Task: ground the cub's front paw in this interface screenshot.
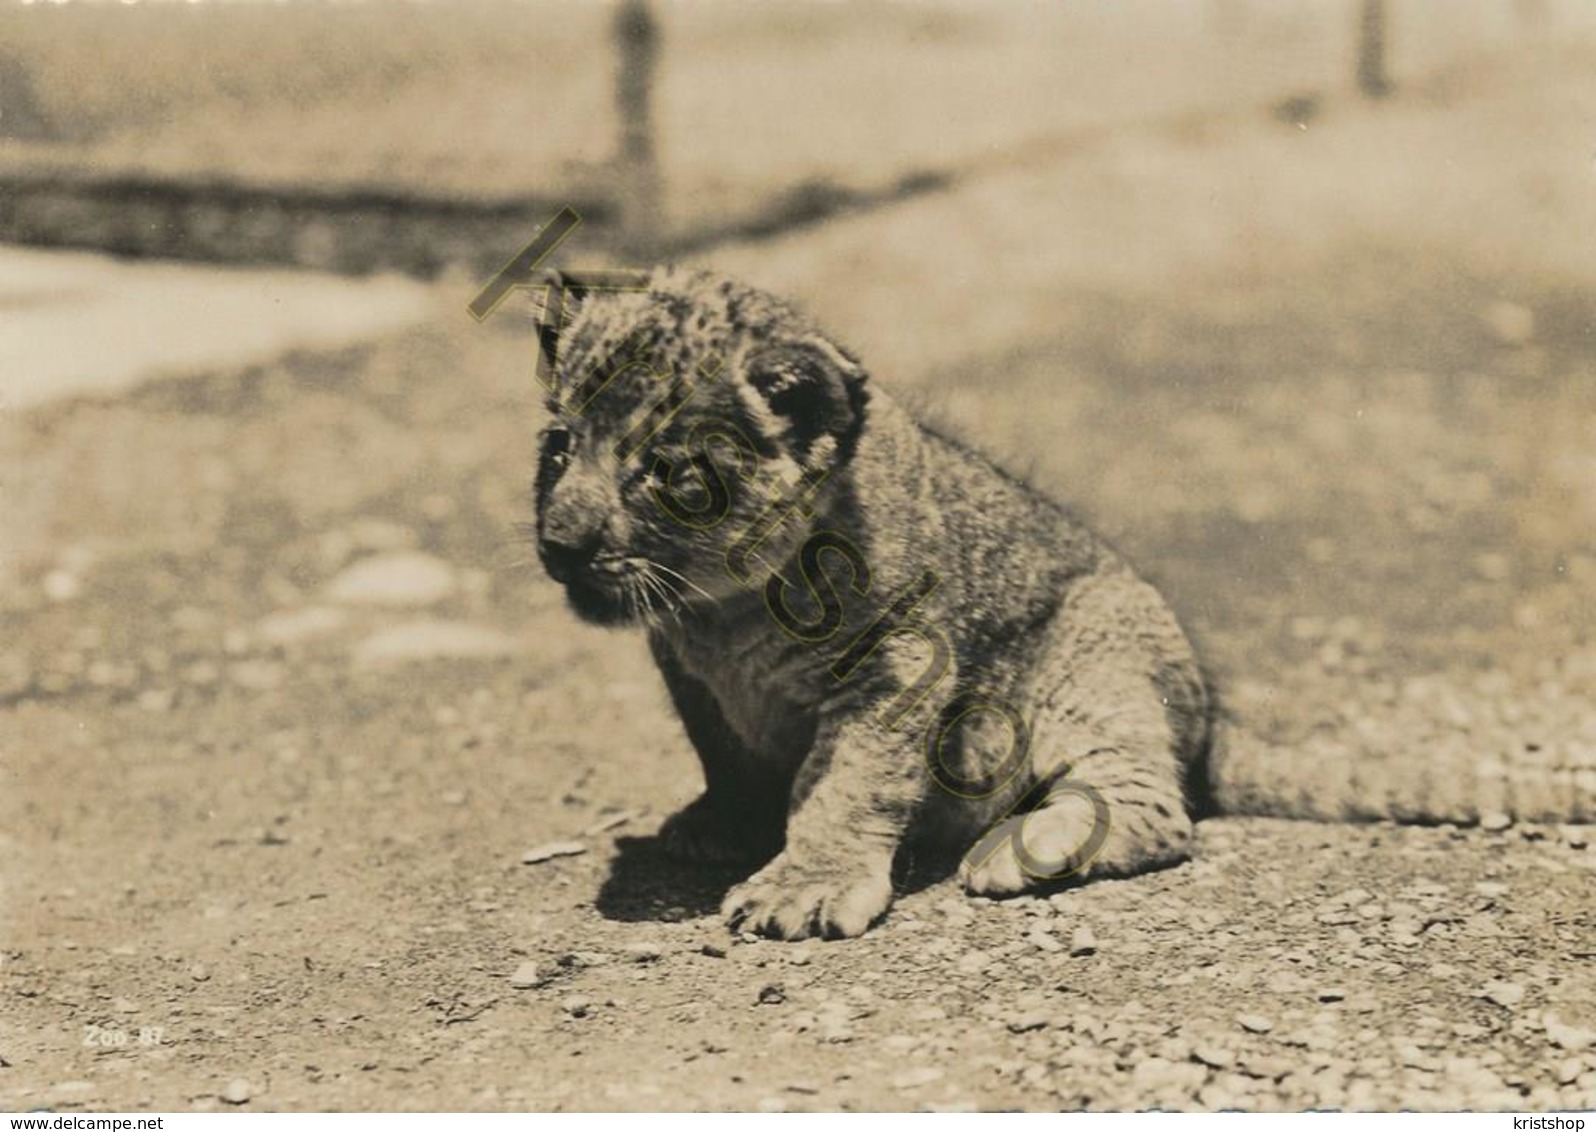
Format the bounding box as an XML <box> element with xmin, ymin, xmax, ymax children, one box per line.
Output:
<box><xmin>657</xmin><ymin>796</ymin><xmax>776</xmax><ymax>865</ymax></box>
<box><xmin>721</xmin><ymin>854</ymin><xmax>892</xmax><ymax>940</ymax></box>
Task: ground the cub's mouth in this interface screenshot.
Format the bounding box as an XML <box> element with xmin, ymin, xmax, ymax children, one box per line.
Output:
<box><xmin>550</xmin><ymin>553</ymin><xmax>642</xmax><ymax>627</ymax></box>
<box><xmin>550</xmin><ymin>553</ymin><xmax>704</xmax><ymax>628</ymax></box>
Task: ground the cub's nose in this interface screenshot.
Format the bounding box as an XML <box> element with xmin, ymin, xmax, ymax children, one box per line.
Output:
<box><xmin>539</xmin><ymin>529</ymin><xmax>603</xmax><ymax>584</ymax></box>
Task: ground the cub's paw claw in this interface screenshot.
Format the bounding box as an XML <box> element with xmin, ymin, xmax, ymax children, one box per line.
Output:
<box><xmin>656</xmin><ymin>798</ymin><xmax>770</xmax><ymax>865</ymax></box>
<box><xmin>721</xmin><ymin>857</ymin><xmax>892</xmax><ymax>940</ymax></box>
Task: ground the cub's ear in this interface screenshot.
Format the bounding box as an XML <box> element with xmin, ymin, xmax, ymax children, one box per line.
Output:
<box><xmin>743</xmin><ymin>335</ymin><xmax>870</xmax><ymax>463</ymax></box>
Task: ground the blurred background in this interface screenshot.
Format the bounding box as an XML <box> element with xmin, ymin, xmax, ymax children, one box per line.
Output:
<box><xmin>3</xmin><ymin>0</ymin><xmax>1594</xmax><ymax>270</ymax></box>
<box><xmin>5</xmin><ymin>0</ymin><xmax>1596</xmax><ymax>1111</ymax></box>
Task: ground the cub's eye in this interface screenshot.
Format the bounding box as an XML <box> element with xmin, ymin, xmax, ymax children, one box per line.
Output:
<box><xmin>541</xmin><ymin>426</ymin><xmax>573</xmax><ymax>471</ymax></box>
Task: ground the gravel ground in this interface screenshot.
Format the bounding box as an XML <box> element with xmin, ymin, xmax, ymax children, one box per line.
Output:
<box><xmin>4</xmin><ymin>240</ymin><xmax>1594</xmax><ymax>1110</ymax></box>
<box><xmin>5</xmin><ymin>48</ymin><xmax>1596</xmax><ymax>1110</ymax></box>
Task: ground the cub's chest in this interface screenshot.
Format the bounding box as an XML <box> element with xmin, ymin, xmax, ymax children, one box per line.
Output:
<box><xmin>667</xmin><ymin>620</ymin><xmax>827</xmax><ymax>755</ymax></box>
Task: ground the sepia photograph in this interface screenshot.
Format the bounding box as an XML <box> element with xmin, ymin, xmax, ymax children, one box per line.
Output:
<box><xmin>2</xmin><ymin>0</ymin><xmax>1594</xmax><ymax>1115</ymax></box>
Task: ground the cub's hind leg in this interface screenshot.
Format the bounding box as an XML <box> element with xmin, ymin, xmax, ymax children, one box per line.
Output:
<box><xmin>959</xmin><ymin>572</ymin><xmax>1208</xmax><ymax>897</ymax></box>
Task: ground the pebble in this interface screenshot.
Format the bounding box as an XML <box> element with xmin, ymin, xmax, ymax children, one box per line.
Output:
<box><xmin>189</xmin><ymin>964</ymin><xmax>210</xmax><ymax>982</ymax></box>
<box><xmin>221</xmin><ymin>1078</ymin><xmax>252</xmax><ymax>1105</ymax></box>
<box><xmin>255</xmin><ymin>605</ymin><xmax>350</xmax><ymax>646</ymax></box>
<box><xmin>137</xmin><ymin>688</ymin><xmax>177</xmax><ymax>713</ymax></box>
<box><xmin>42</xmin><ymin>570</ymin><xmax>82</xmax><ymax>603</ymax></box>
<box><xmin>1027</xmin><ymin>929</ymin><xmax>1062</xmax><ymax>954</ymax></box>
<box><xmin>561</xmin><ymin>995</ymin><xmax>591</xmax><ymax>1017</ymax></box>
<box><xmin>229</xmin><ymin>659</ymin><xmax>284</xmax><ymax>691</ymax></box>
<box><xmin>1006</xmin><ymin>1011</ymin><xmax>1050</xmax><ymax>1034</ymax></box>
<box><xmin>1399</xmin><ymin>1044</ymin><xmax>1442</xmax><ymax>1072</ymax></box>
<box><xmin>1562</xmin><ymin>826</ymin><xmax>1590</xmax><ymax>850</ymax></box>
<box><xmin>353</xmin><ymin>620</ymin><xmax>521</xmax><ymax>667</ymax></box>
<box><xmin>520</xmin><ymin>841</ymin><xmax>587</xmax><ymax>865</ymax></box>
<box><xmin>1236</xmin><ymin>1013</ymin><xmax>1274</xmax><ymax>1034</ymax></box>
<box><xmin>1480</xmin><ymin>980</ymin><xmax>1526</xmax><ymax>1008</ymax></box>
<box><xmin>1069</xmin><ymin>925</ymin><xmax>1097</xmax><ymax>956</ymax></box>
<box><xmin>1192</xmin><ymin>1045</ymin><xmax>1235</xmax><ymax>1070</ymax></box>
<box><xmin>1132</xmin><ymin>1057</ymin><xmax>1206</xmax><ymax>1093</ymax></box>
<box><xmin>757</xmin><ymin>984</ymin><xmax>786</xmax><ymax>1005</ymax></box>
<box><xmin>1556</xmin><ymin>1058</ymin><xmax>1585</xmax><ymax>1086</ymax></box>
<box><xmin>508</xmin><ymin>961</ymin><xmax>547</xmax><ymax>989</ymax></box>
<box><xmin>324</xmin><ymin>551</ymin><xmax>457</xmax><ymax>606</ymax></box>
<box><xmin>891</xmin><ymin>1067</ymin><xmax>944</xmax><ymax>1091</ymax></box>
<box><xmin>625</xmin><ymin>943</ymin><xmax>664</xmax><ymax>964</ymax></box>
<box><xmin>1479</xmin><ymin>299</ymin><xmax>1535</xmax><ymax>346</ymax></box>
<box><xmin>1480</xmin><ymin>812</ymin><xmax>1514</xmax><ymax>833</ymax></box>
<box><xmin>1238</xmin><ymin>1055</ymin><xmax>1293</xmax><ymax>1081</ymax></box>
<box><xmin>1545</xmin><ymin>1015</ymin><xmax>1596</xmax><ymax>1052</ymax></box>
<box><xmin>1316</xmin><ymin>987</ymin><xmax>1347</xmax><ymax>1003</ymax></box>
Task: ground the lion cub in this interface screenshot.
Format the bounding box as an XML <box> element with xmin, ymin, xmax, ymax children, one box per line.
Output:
<box><xmin>532</xmin><ymin>268</ymin><xmax>1211</xmax><ymax>939</ymax></box>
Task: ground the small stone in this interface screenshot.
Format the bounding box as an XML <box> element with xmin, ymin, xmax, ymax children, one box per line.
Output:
<box><xmin>324</xmin><ymin>551</ymin><xmax>457</xmax><ymax>607</ymax></box>
<box><xmin>1562</xmin><ymin>826</ymin><xmax>1590</xmax><ymax>850</ymax></box>
<box><xmin>1480</xmin><ymin>980</ymin><xmax>1526</xmax><ymax>1008</ymax></box>
<box><xmin>1027</xmin><ymin>929</ymin><xmax>1063</xmax><ymax>954</ymax></box>
<box><xmin>1399</xmin><ymin>1044</ymin><xmax>1442</xmax><ymax>1072</ymax></box>
<box><xmin>625</xmin><ymin>943</ymin><xmax>664</xmax><ymax>964</ymax></box>
<box><xmin>757</xmin><ymin>984</ymin><xmax>786</xmax><ymax>1006</ymax></box>
<box><xmin>137</xmin><ymin>688</ymin><xmax>176</xmax><ymax>713</ymax></box>
<box><xmin>1238</xmin><ymin>1055</ymin><xmax>1294</xmax><ymax>1081</ymax></box>
<box><xmin>1480</xmin><ymin>299</ymin><xmax>1535</xmax><ymax>346</ymax></box>
<box><xmin>255</xmin><ymin>606</ymin><xmax>350</xmax><ymax>647</ymax></box>
<box><xmin>184</xmin><ymin>661</ymin><xmax>220</xmax><ymax>687</ymax></box>
<box><xmin>1192</xmin><ymin>1045</ymin><xmax>1235</xmax><ymax>1070</ymax></box>
<box><xmin>353</xmin><ymin>620</ymin><xmax>521</xmax><ymax>667</ymax></box>
<box><xmin>189</xmin><ymin>965</ymin><xmax>210</xmax><ymax>982</ymax></box>
<box><xmin>1236</xmin><ymin>1013</ymin><xmax>1274</xmax><ymax>1034</ymax></box>
<box><xmin>508</xmin><ymin>961</ymin><xmax>546</xmax><ymax>989</ymax></box>
<box><xmin>1481</xmin><ymin>812</ymin><xmax>1513</xmax><ymax>833</ymax></box>
<box><xmin>42</xmin><ymin>570</ymin><xmax>81</xmax><ymax>603</ymax></box>
<box><xmin>1545</xmin><ymin>1015</ymin><xmax>1596</xmax><ymax>1051</ymax></box>
<box><xmin>1473</xmin><ymin>553</ymin><xmax>1512</xmax><ymax>583</ymax></box>
<box><xmin>1132</xmin><ymin>1056</ymin><xmax>1206</xmax><ymax>1092</ymax></box>
<box><xmin>221</xmin><ymin>1079</ymin><xmax>252</xmax><ymax>1105</ymax></box>
<box><xmin>561</xmin><ymin>995</ymin><xmax>591</xmax><ymax>1017</ymax></box>
<box><xmin>1006</xmin><ymin>1011</ymin><xmax>1050</xmax><ymax>1034</ymax></box>
<box><xmin>1556</xmin><ymin>1058</ymin><xmax>1585</xmax><ymax>1086</ymax></box>
<box><xmin>1316</xmin><ymin>987</ymin><xmax>1347</xmax><ymax>1003</ymax></box>
<box><xmin>699</xmin><ymin>944</ymin><xmax>727</xmax><ymax>959</ymax></box>
<box><xmin>1474</xmin><ymin>881</ymin><xmax>1510</xmax><ymax>898</ymax></box>
<box><xmin>230</xmin><ymin>660</ymin><xmax>284</xmax><ymax>691</ymax></box>
<box><xmin>1070</xmin><ymin>925</ymin><xmax>1097</xmax><ymax>956</ymax></box>
<box><xmin>520</xmin><ymin>841</ymin><xmax>587</xmax><ymax>865</ymax></box>
<box><xmin>892</xmin><ymin>1066</ymin><xmax>944</xmax><ymax>1091</ymax></box>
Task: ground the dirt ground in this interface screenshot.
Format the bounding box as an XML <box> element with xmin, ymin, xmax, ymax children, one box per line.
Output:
<box><xmin>5</xmin><ymin>44</ymin><xmax>1596</xmax><ymax>1114</ymax></box>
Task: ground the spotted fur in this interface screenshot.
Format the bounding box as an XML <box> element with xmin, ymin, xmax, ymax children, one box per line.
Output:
<box><xmin>532</xmin><ymin>267</ymin><xmax>1211</xmax><ymax>939</ymax></box>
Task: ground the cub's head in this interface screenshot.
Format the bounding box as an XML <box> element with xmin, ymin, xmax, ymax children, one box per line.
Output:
<box><xmin>532</xmin><ymin>267</ymin><xmax>869</xmax><ymax>626</ymax></box>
